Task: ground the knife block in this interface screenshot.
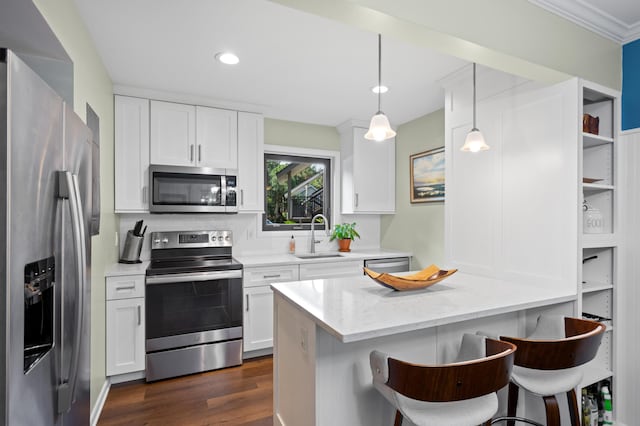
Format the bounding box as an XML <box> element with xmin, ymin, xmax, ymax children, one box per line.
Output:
<box><xmin>119</xmin><ymin>230</ymin><xmax>144</xmax><ymax>264</ymax></box>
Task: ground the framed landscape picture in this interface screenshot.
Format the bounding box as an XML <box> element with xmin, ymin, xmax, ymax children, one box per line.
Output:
<box><xmin>410</xmin><ymin>147</ymin><xmax>445</xmax><ymax>203</ymax></box>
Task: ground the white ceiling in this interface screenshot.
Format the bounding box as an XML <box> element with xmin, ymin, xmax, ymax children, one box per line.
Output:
<box><xmin>73</xmin><ymin>0</ymin><xmax>467</xmax><ymax>127</ymax></box>
<box><xmin>528</xmin><ymin>0</ymin><xmax>640</xmax><ymax>43</ymax></box>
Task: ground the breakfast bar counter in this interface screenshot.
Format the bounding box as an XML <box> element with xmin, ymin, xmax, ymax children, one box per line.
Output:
<box><xmin>271</xmin><ymin>273</ymin><xmax>577</xmax><ymax>426</ymax></box>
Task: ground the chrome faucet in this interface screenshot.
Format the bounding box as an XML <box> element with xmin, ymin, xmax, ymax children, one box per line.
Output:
<box><xmin>310</xmin><ymin>214</ymin><xmax>330</xmax><ymax>254</ymax></box>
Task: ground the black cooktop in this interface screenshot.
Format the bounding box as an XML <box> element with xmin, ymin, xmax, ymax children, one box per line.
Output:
<box><xmin>146</xmin><ymin>256</ymin><xmax>243</xmax><ymax>276</ymax></box>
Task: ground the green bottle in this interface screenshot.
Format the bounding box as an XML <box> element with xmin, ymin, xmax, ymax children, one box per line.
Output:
<box><xmin>602</xmin><ymin>385</ymin><xmax>613</xmax><ymax>425</ymax></box>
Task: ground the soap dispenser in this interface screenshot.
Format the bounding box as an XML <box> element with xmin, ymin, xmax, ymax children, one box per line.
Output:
<box><xmin>289</xmin><ymin>235</ymin><xmax>296</xmax><ymax>254</ymax></box>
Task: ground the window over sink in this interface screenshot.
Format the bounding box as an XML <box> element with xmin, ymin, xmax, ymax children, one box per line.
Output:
<box><xmin>262</xmin><ymin>153</ymin><xmax>331</xmax><ymax>232</ymax></box>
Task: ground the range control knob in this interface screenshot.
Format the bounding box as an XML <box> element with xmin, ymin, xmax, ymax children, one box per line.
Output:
<box><xmin>154</xmin><ymin>239</ymin><xmax>161</xmax><ymax>244</ymax></box>
<box><xmin>218</xmin><ymin>236</ymin><xmax>224</xmax><ymax>241</ymax></box>
<box><xmin>211</xmin><ymin>235</ymin><xmax>216</xmax><ymax>242</ymax></box>
<box><xmin>162</xmin><ymin>238</ymin><xmax>169</xmax><ymax>244</ymax></box>
<box><xmin>225</xmin><ymin>236</ymin><xmax>230</xmax><ymax>241</ymax></box>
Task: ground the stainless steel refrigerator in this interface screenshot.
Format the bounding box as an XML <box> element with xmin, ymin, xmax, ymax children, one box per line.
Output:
<box><xmin>0</xmin><ymin>49</ymin><xmax>93</xmax><ymax>424</ymax></box>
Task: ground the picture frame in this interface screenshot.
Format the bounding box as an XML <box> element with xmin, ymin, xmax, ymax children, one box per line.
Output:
<box><xmin>410</xmin><ymin>147</ymin><xmax>445</xmax><ymax>203</ymax></box>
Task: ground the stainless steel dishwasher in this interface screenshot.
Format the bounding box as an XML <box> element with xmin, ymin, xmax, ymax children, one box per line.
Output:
<box><xmin>363</xmin><ymin>257</ymin><xmax>410</xmax><ymax>273</ymax></box>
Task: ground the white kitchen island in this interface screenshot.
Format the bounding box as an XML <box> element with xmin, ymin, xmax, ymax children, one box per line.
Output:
<box><xmin>271</xmin><ymin>272</ymin><xmax>577</xmax><ymax>426</ymax></box>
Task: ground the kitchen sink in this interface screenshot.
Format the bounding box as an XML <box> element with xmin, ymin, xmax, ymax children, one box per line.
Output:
<box><xmin>295</xmin><ymin>253</ymin><xmax>343</xmax><ymax>259</ymax></box>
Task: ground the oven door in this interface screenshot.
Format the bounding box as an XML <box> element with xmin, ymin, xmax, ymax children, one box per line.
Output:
<box><xmin>145</xmin><ymin>270</ymin><xmax>243</xmax><ymax>352</ymax></box>
<box><xmin>149</xmin><ymin>165</ymin><xmax>228</xmax><ymax>213</ymax></box>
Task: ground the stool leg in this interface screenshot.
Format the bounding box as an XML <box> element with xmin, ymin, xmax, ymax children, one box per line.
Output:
<box><xmin>394</xmin><ymin>410</ymin><xmax>403</xmax><ymax>426</ymax></box>
<box><xmin>566</xmin><ymin>388</ymin><xmax>580</xmax><ymax>426</ymax></box>
<box><xmin>542</xmin><ymin>395</ymin><xmax>560</xmax><ymax>426</ymax></box>
<box><xmin>507</xmin><ymin>382</ymin><xmax>519</xmax><ymax>426</ymax></box>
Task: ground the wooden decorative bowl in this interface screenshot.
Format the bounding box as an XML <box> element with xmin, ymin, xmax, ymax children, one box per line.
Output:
<box><xmin>364</xmin><ymin>264</ymin><xmax>457</xmax><ymax>291</ymax></box>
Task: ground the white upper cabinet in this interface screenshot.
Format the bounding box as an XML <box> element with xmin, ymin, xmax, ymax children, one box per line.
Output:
<box><xmin>196</xmin><ymin>106</ymin><xmax>238</xmax><ymax>169</ymax></box>
<box><xmin>150</xmin><ymin>100</ymin><xmax>196</xmax><ymax>167</ymax></box>
<box><xmin>150</xmin><ymin>101</ymin><xmax>238</xmax><ymax>169</ymax></box>
<box><xmin>339</xmin><ymin>123</ymin><xmax>395</xmax><ymax>214</ymax></box>
<box><xmin>237</xmin><ymin>112</ymin><xmax>264</xmax><ymax>212</ymax></box>
<box><xmin>114</xmin><ymin>95</ymin><xmax>150</xmax><ymax>212</ymax></box>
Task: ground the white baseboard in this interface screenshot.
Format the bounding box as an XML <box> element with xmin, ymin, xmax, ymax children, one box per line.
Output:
<box><xmin>243</xmin><ymin>347</ymin><xmax>273</xmax><ymax>359</ymax></box>
<box><xmin>109</xmin><ymin>370</ymin><xmax>145</xmax><ymax>384</ymax></box>
<box><xmin>90</xmin><ymin>378</ymin><xmax>111</xmax><ymax>426</ymax></box>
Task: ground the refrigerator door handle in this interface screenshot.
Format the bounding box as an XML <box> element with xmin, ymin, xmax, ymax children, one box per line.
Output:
<box><xmin>56</xmin><ymin>171</ymin><xmax>87</xmax><ymax>414</ymax></box>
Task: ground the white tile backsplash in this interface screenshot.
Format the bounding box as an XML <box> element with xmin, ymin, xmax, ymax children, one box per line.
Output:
<box><xmin>118</xmin><ymin>213</ymin><xmax>380</xmax><ymax>261</ymax></box>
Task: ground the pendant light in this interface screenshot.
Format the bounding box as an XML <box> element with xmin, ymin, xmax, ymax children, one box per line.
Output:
<box><xmin>365</xmin><ymin>34</ymin><xmax>396</xmax><ymax>142</ymax></box>
<box><xmin>460</xmin><ymin>63</ymin><xmax>490</xmax><ymax>152</ymax></box>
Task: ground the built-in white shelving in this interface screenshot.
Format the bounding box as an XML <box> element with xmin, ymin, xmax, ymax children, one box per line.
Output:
<box><xmin>579</xmin><ymin>81</ymin><xmax>620</xmax><ymax>418</ymax></box>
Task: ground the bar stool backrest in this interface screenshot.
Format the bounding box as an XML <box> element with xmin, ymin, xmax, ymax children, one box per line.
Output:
<box><xmin>500</xmin><ymin>317</ymin><xmax>604</xmax><ymax>370</ymax></box>
<box><xmin>385</xmin><ymin>338</ymin><xmax>516</xmax><ymax>403</ymax></box>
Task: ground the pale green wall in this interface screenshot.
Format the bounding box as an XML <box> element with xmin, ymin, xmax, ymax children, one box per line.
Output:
<box><xmin>272</xmin><ymin>0</ymin><xmax>621</xmax><ymax>89</ymax></box>
<box><xmin>265</xmin><ymin>118</ymin><xmax>340</xmax><ymax>150</ymax></box>
<box><xmin>381</xmin><ymin>110</ymin><xmax>444</xmax><ymax>269</ymax></box>
<box><xmin>33</xmin><ymin>0</ymin><xmax>117</xmax><ymax>410</ymax></box>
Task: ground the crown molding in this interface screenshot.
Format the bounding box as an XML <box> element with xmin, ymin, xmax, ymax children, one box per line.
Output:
<box><xmin>528</xmin><ymin>0</ymin><xmax>640</xmax><ymax>44</ymax></box>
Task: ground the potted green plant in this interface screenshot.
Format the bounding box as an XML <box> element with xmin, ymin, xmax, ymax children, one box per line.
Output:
<box><xmin>330</xmin><ymin>222</ymin><xmax>360</xmax><ymax>252</ymax></box>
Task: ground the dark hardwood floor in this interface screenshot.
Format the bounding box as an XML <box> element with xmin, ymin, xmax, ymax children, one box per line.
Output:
<box><xmin>98</xmin><ymin>356</ymin><xmax>274</xmax><ymax>426</ymax></box>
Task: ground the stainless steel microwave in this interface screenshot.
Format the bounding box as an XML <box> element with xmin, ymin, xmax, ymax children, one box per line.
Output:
<box><xmin>149</xmin><ymin>165</ymin><xmax>238</xmax><ymax>213</ymax></box>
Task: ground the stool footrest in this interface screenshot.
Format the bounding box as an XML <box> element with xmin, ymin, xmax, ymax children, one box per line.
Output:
<box><xmin>491</xmin><ymin>416</ymin><xmax>544</xmax><ymax>426</ymax></box>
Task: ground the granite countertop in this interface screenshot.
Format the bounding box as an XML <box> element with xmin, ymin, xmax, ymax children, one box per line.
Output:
<box><xmin>236</xmin><ymin>249</ymin><xmax>412</xmax><ymax>268</ymax></box>
<box><xmin>105</xmin><ymin>261</ymin><xmax>150</xmax><ymax>277</ymax></box>
<box><xmin>104</xmin><ymin>249</ymin><xmax>411</xmax><ymax>277</ymax></box>
<box><xmin>270</xmin><ymin>272</ymin><xmax>577</xmax><ymax>343</ymax></box>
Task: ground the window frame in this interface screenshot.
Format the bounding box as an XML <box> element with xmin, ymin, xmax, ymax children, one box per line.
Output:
<box><xmin>259</xmin><ymin>144</ymin><xmax>341</xmax><ymax>236</ymax></box>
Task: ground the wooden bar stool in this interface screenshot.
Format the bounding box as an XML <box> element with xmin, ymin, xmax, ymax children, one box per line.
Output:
<box><xmin>500</xmin><ymin>316</ymin><xmax>605</xmax><ymax>426</ymax></box>
<box><xmin>370</xmin><ymin>334</ymin><xmax>516</xmax><ymax>426</ymax></box>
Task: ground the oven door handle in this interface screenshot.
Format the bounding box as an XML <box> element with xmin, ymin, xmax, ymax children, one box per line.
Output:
<box><xmin>146</xmin><ymin>270</ymin><xmax>243</xmax><ymax>284</ymax></box>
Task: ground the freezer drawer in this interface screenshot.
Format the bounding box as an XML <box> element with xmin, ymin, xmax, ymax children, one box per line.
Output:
<box><xmin>364</xmin><ymin>257</ymin><xmax>410</xmax><ymax>274</ymax></box>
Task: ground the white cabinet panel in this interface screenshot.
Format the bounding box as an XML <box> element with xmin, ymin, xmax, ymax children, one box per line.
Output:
<box><xmin>243</xmin><ymin>286</ymin><xmax>275</xmax><ymax>351</ymax></box>
<box><xmin>106</xmin><ymin>275</ymin><xmax>144</xmax><ymax>300</ymax></box>
<box><xmin>339</xmin><ymin>125</ymin><xmax>395</xmax><ymax>214</ymax></box>
<box><xmin>106</xmin><ymin>297</ymin><xmax>145</xmax><ymax>376</ymax></box>
<box><xmin>150</xmin><ymin>100</ymin><xmax>196</xmax><ymax>167</ymax></box>
<box><xmin>243</xmin><ymin>264</ymin><xmax>298</xmax><ymax>352</ymax></box>
<box><xmin>196</xmin><ymin>106</ymin><xmax>237</xmax><ymax>169</ymax></box>
<box><xmin>299</xmin><ymin>260</ymin><xmax>363</xmax><ymax>280</ymax></box>
<box><xmin>114</xmin><ymin>95</ymin><xmax>149</xmax><ymax>212</ymax></box>
<box><xmin>244</xmin><ymin>264</ymin><xmax>299</xmax><ymax>288</ymax></box>
<box><xmin>237</xmin><ymin>112</ymin><xmax>264</xmax><ymax>212</ymax></box>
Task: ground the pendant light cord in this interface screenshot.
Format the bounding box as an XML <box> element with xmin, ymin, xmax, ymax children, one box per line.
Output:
<box><xmin>377</xmin><ymin>33</ymin><xmax>382</xmax><ymax>113</ymax></box>
<box><xmin>472</xmin><ymin>62</ymin><xmax>477</xmax><ymax>129</ymax></box>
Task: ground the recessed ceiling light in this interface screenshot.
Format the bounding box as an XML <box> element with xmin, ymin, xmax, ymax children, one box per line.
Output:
<box><xmin>371</xmin><ymin>85</ymin><xmax>388</xmax><ymax>94</ymax></box>
<box><xmin>215</xmin><ymin>52</ymin><xmax>239</xmax><ymax>65</ymax></box>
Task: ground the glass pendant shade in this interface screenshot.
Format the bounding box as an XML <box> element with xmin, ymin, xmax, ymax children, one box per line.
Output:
<box><xmin>366</xmin><ymin>34</ymin><xmax>395</xmax><ymax>142</ymax></box>
<box><xmin>365</xmin><ymin>112</ymin><xmax>396</xmax><ymax>141</ymax></box>
<box><xmin>460</xmin><ymin>128</ymin><xmax>489</xmax><ymax>152</ymax></box>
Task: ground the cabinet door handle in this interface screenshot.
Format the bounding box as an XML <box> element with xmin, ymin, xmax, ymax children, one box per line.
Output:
<box><xmin>263</xmin><ymin>274</ymin><xmax>281</xmax><ymax>279</ymax></box>
<box><xmin>116</xmin><ymin>285</ymin><xmax>136</xmax><ymax>291</ymax></box>
<box><xmin>137</xmin><ymin>305</ymin><xmax>141</xmax><ymax>326</ymax></box>
<box><xmin>142</xmin><ymin>186</ymin><xmax>147</xmax><ymax>204</ymax></box>
<box><xmin>198</xmin><ymin>145</ymin><xmax>202</xmax><ymax>162</ymax></box>
<box><xmin>355</xmin><ymin>193</ymin><xmax>359</xmax><ymax>208</ymax></box>
<box><xmin>190</xmin><ymin>145</ymin><xmax>194</xmax><ymax>162</ymax></box>
<box><xmin>240</xmin><ymin>189</ymin><xmax>244</xmax><ymax>206</ymax></box>
<box><xmin>246</xmin><ymin>294</ymin><xmax>249</xmax><ymax>312</ymax></box>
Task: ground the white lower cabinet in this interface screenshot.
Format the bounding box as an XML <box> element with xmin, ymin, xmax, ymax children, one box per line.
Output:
<box><xmin>299</xmin><ymin>260</ymin><xmax>363</xmax><ymax>280</ymax></box>
<box><xmin>244</xmin><ymin>286</ymin><xmax>276</xmax><ymax>352</ymax></box>
<box><xmin>243</xmin><ymin>264</ymin><xmax>299</xmax><ymax>352</ymax></box>
<box><xmin>106</xmin><ymin>275</ymin><xmax>145</xmax><ymax>376</ymax></box>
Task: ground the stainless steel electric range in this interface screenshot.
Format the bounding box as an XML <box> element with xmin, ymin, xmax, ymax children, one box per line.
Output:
<box><xmin>145</xmin><ymin>230</ymin><xmax>243</xmax><ymax>382</ymax></box>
